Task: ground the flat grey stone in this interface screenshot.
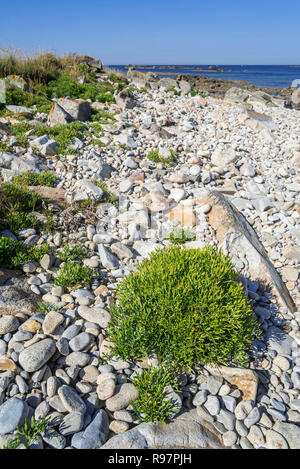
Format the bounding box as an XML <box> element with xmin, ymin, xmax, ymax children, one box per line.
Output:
<box><xmin>101</xmin><ymin>409</ymin><xmax>223</xmax><ymax>449</ymax></box>
<box><xmin>0</xmin><ymin>397</ymin><xmax>29</xmax><ymax>435</ymax></box>
<box><xmin>42</xmin><ymin>428</ymin><xmax>66</xmax><ymax>449</ymax></box>
<box><xmin>69</xmin><ymin>332</ymin><xmax>92</xmax><ymax>352</ymax></box>
<box><xmin>59</xmin><ymin>412</ymin><xmax>84</xmax><ymax>436</ymax></box>
<box><xmin>98</xmin><ymin>244</ymin><xmax>120</xmax><ymax>270</ymax></box>
<box><xmin>71</xmin><ymin>409</ymin><xmax>109</xmax><ymax>449</ymax></box>
<box><xmin>58</xmin><ymin>385</ymin><xmax>86</xmax><ymax>414</ymax></box>
<box><xmin>18</xmin><ymin>338</ymin><xmax>56</xmax><ymax>372</ymax></box>
<box><xmin>244</xmin><ymin>407</ymin><xmax>260</xmax><ymax>428</ymax></box>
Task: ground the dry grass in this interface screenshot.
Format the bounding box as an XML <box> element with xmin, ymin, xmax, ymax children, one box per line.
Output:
<box><xmin>0</xmin><ymin>48</ymin><xmax>91</xmax><ymax>89</ymax></box>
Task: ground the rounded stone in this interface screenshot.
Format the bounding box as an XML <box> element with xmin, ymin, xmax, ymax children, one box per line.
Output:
<box><xmin>106</xmin><ymin>383</ymin><xmax>138</xmax><ymax>412</ymax></box>
<box><xmin>59</xmin><ymin>412</ymin><xmax>84</xmax><ymax>436</ymax></box>
<box><xmin>58</xmin><ymin>385</ymin><xmax>86</xmax><ymax>414</ymax></box>
<box><xmin>18</xmin><ymin>338</ymin><xmax>56</xmax><ymax>372</ymax></box>
<box><xmin>204</xmin><ymin>395</ymin><xmax>220</xmax><ymax>416</ymax></box>
<box><xmin>97</xmin><ymin>379</ymin><xmax>116</xmax><ymax>401</ymax></box>
<box><xmin>65</xmin><ymin>352</ymin><xmax>91</xmax><ymax>367</ymax></box>
<box><xmin>266</xmin><ymin>429</ymin><xmax>289</xmax><ymax>449</ymax></box>
<box><xmin>0</xmin><ymin>316</ymin><xmax>19</xmax><ymax>335</ymax></box>
<box><xmin>42</xmin><ymin>311</ymin><xmax>64</xmax><ymax>335</ymax></box>
<box><xmin>222</xmin><ymin>430</ymin><xmax>237</xmax><ymax>447</ymax></box>
<box><xmin>0</xmin><ymin>397</ymin><xmax>28</xmax><ymax>435</ymax></box>
<box><xmin>69</xmin><ymin>332</ymin><xmax>92</xmax><ymax>352</ymax></box>
<box><xmin>109</xmin><ymin>420</ymin><xmax>129</xmax><ymax>434</ymax></box>
<box><xmin>234</xmin><ymin>400</ymin><xmax>254</xmax><ymax>420</ymax></box>
<box><xmin>79</xmin><ymin>365</ymin><xmax>100</xmax><ymax>383</ymax></box>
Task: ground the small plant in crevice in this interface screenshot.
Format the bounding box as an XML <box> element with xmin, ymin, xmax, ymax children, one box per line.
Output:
<box><xmin>1</xmin><ymin>416</ymin><xmax>50</xmax><ymax>450</ymax></box>
<box><xmin>131</xmin><ymin>367</ymin><xmax>179</xmax><ymax>424</ymax></box>
<box><xmin>54</xmin><ymin>261</ymin><xmax>94</xmax><ymax>288</ymax></box>
<box><xmin>146</xmin><ymin>149</ymin><xmax>176</xmax><ymax>166</ymax></box>
<box><xmin>92</xmin><ymin>180</ymin><xmax>118</xmax><ymax>207</ymax></box>
<box><xmin>165</xmin><ymin>227</ymin><xmax>196</xmax><ymax>245</ymax></box>
<box><xmin>36</xmin><ymin>301</ymin><xmax>61</xmax><ymax>315</ymax></box>
<box><xmin>57</xmin><ymin>243</ymin><xmax>88</xmax><ymax>262</ymax></box>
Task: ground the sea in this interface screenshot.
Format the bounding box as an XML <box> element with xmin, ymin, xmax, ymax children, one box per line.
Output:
<box><xmin>111</xmin><ymin>65</ymin><xmax>300</xmax><ymax>89</ymax></box>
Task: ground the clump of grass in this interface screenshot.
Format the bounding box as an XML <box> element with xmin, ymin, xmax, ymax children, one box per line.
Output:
<box><xmin>1</xmin><ymin>417</ymin><xmax>50</xmax><ymax>450</ymax></box>
<box><xmin>0</xmin><ymin>237</ymin><xmax>50</xmax><ymax>269</ymax></box>
<box><xmin>190</xmin><ymin>90</ymin><xmax>197</xmax><ymax>97</ymax></box>
<box><xmin>37</xmin><ymin>301</ymin><xmax>60</xmax><ymax>314</ymax></box>
<box><xmin>146</xmin><ymin>149</ymin><xmax>176</xmax><ymax>166</ymax></box>
<box><xmin>107</xmin><ymin>245</ymin><xmax>261</xmax><ymax>371</ymax></box>
<box><xmin>12</xmin><ymin>171</ymin><xmax>56</xmax><ymax>187</ymax></box>
<box><xmin>57</xmin><ymin>243</ymin><xmax>87</xmax><ymax>262</ymax></box>
<box><xmin>166</xmin><ymin>86</ymin><xmax>179</xmax><ymax>95</ymax></box>
<box><xmin>131</xmin><ymin>367</ymin><xmax>179</xmax><ymax>424</ymax></box>
<box><xmin>165</xmin><ymin>227</ymin><xmax>196</xmax><ymax>245</ymax></box>
<box><xmin>54</xmin><ymin>261</ymin><xmax>94</xmax><ymax>288</ymax></box>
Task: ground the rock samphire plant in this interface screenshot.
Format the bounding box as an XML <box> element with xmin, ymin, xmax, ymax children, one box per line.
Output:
<box><xmin>107</xmin><ymin>245</ymin><xmax>260</xmax><ymax>371</ymax></box>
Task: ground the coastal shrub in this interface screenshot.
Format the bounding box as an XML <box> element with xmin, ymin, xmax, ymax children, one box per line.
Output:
<box><xmin>6</xmin><ymin>210</ymin><xmax>39</xmax><ymax>232</ymax></box>
<box><xmin>57</xmin><ymin>243</ymin><xmax>87</xmax><ymax>262</ymax></box>
<box><xmin>131</xmin><ymin>367</ymin><xmax>179</xmax><ymax>424</ymax></box>
<box><xmin>190</xmin><ymin>90</ymin><xmax>197</xmax><ymax>97</ymax></box>
<box><xmin>107</xmin><ymin>245</ymin><xmax>260</xmax><ymax>370</ymax></box>
<box><xmin>0</xmin><ymin>182</ymin><xmax>42</xmax><ymax>232</ymax></box>
<box><xmin>0</xmin><ymin>237</ymin><xmax>50</xmax><ymax>269</ymax></box>
<box><xmin>12</xmin><ymin>171</ymin><xmax>56</xmax><ymax>187</ymax></box>
<box><xmin>5</xmin><ymin>85</ymin><xmax>53</xmax><ymax>113</ymax></box>
<box><xmin>54</xmin><ymin>261</ymin><xmax>94</xmax><ymax>288</ymax></box>
<box><xmin>166</xmin><ymin>227</ymin><xmax>196</xmax><ymax>245</ymax></box>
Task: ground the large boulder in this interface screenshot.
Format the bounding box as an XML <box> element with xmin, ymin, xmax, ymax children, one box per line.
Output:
<box><xmin>0</xmin><ymin>269</ymin><xmax>39</xmax><ymax>317</ymax></box>
<box><xmin>127</xmin><ymin>69</ymin><xmax>158</xmax><ymax>90</ymax></box>
<box><xmin>48</xmin><ymin>98</ymin><xmax>91</xmax><ymax>126</ymax></box>
<box><xmin>115</xmin><ymin>89</ymin><xmax>136</xmax><ymax>110</ymax></box>
<box><xmin>197</xmin><ymin>191</ymin><xmax>296</xmax><ymax>313</ymax></box>
<box><xmin>100</xmin><ymin>409</ymin><xmax>223</xmax><ymax>449</ymax></box>
<box><xmin>66</xmin><ymin>179</ymin><xmax>104</xmax><ymax>204</ymax></box>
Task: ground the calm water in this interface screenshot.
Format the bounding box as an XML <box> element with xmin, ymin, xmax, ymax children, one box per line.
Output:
<box><xmin>111</xmin><ymin>65</ymin><xmax>300</xmax><ymax>89</ymax></box>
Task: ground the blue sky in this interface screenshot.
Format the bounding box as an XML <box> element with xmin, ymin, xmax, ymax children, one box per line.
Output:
<box><xmin>1</xmin><ymin>0</ymin><xmax>300</xmax><ymax>64</ymax></box>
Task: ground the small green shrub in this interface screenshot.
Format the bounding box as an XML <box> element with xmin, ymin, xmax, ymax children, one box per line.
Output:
<box><xmin>107</xmin><ymin>245</ymin><xmax>260</xmax><ymax>370</ymax></box>
<box><xmin>6</xmin><ymin>210</ymin><xmax>39</xmax><ymax>232</ymax></box>
<box><xmin>146</xmin><ymin>149</ymin><xmax>175</xmax><ymax>166</ymax></box>
<box><xmin>166</xmin><ymin>227</ymin><xmax>196</xmax><ymax>245</ymax></box>
<box><xmin>37</xmin><ymin>301</ymin><xmax>60</xmax><ymax>314</ymax></box>
<box><xmin>12</xmin><ymin>171</ymin><xmax>56</xmax><ymax>187</ymax></box>
<box><xmin>33</xmin><ymin>121</ymin><xmax>86</xmax><ymax>155</ymax></box>
<box><xmin>190</xmin><ymin>90</ymin><xmax>197</xmax><ymax>97</ymax></box>
<box><xmin>0</xmin><ymin>237</ymin><xmax>50</xmax><ymax>268</ymax></box>
<box><xmin>54</xmin><ymin>261</ymin><xmax>94</xmax><ymax>288</ymax></box>
<box><xmin>0</xmin><ymin>182</ymin><xmax>42</xmax><ymax>232</ymax></box>
<box><xmin>131</xmin><ymin>367</ymin><xmax>179</xmax><ymax>423</ymax></box>
<box><xmin>166</xmin><ymin>86</ymin><xmax>179</xmax><ymax>95</ymax></box>
<box><xmin>57</xmin><ymin>243</ymin><xmax>87</xmax><ymax>262</ymax></box>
